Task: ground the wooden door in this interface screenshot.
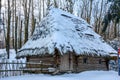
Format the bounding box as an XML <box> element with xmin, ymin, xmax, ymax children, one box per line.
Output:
<box><xmin>60</xmin><ymin>53</ymin><xmax>73</xmax><ymax>71</ymax></box>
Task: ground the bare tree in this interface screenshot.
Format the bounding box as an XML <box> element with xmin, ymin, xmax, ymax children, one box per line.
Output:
<box><xmin>87</xmin><ymin>0</ymin><xmax>93</xmax><ymax>23</ymax></box>
<box><xmin>38</xmin><ymin>0</ymin><xmax>41</xmax><ymax>22</ymax></box>
<box><xmin>66</xmin><ymin>0</ymin><xmax>74</xmax><ymax>14</ymax></box>
<box><xmin>31</xmin><ymin>0</ymin><xmax>36</xmax><ymax>36</ymax></box>
<box><xmin>18</xmin><ymin>20</ymin><xmax>22</xmax><ymax>48</ymax></box>
<box><xmin>14</xmin><ymin>0</ymin><xmax>18</xmax><ymax>54</ymax></box>
<box><xmin>6</xmin><ymin>0</ymin><xmax>11</xmax><ymax>59</ymax></box>
<box><xmin>11</xmin><ymin>0</ymin><xmax>15</xmax><ymax>48</ymax></box>
<box><xmin>54</xmin><ymin>0</ymin><xmax>58</xmax><ymax>8</ymax></box>
<box><xmin>43</xmin><ymin>0</ymin><xmax>45</xmax><ymax>17</ymax></box>
<box><xmin>97</xmin><ymin>0</ymin><xmax>103</xmax><ymax>34</ymax></box>
<box><xmin>0</xmin><ymin>0</ymin><xmax>1</xmax><ymax>20</ymax></box>
<box><xmin>23</xmin><ymin>0</ymin><xmax>31</xmax><ymax>43</ymax></box>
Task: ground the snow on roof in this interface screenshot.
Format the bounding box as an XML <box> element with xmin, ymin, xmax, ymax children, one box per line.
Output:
<box><xmin>109</xmin><ymin>38</ymin><xmax>120</xmax><ymax>51</ymax></box>
<box><xmin>110</xmin><ymin>53</ymin><xmax>117</xmax><ymax>57</ymax></box>
<box><xmin>17</xmin><ymin>8</ymin><xmax>117</xmax><ymax>58</ymax></box>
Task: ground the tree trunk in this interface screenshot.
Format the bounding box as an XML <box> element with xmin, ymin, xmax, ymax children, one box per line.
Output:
<box><xmin>31</xmin><ymin>0</ymin><xmax>36</xmax><ymax>36</ymax></box>
<box><xmin>24</xmin><ymin>0</ymin><xmax>31</xmax><ymax>43</ymax></box>
<box><xmin>15</xmin><ymin>16</ymin><xmax>18</xmax><ymax>54</ymax></box>
<box><xmin>38</xmin><ymin>0</ymin><xmax>41</xmax><ymax>22</ymax></box>
<box><xmin>98</xmin><ymin>0</ymin><xmax>103</xmax><ymax>34</ymax></box>
<box><xmin>54</xmin><ymin>0</ymin><xmax>58</xmax><ymax>8</ymax></box>
<box><xmin>114</xmin><ymin>22</ymin><xmax>117</xmax><ymax>38</ymax></box>
<box><xmin>0</xmin><ymin>0</ymin><xmax>1</xmax><ymax>19</ymax></box>
<box><xmin>47</xmin><ymin>0</ymin><xmax>50</xmax><ymax>10</ymax></box>
<box><xmin>12</xmin><ymin>0</ymin><xmax>15</xmax><ymax>48</ymax></box>
<box><xmin>19</xmin><ymin>20</ymin><xmax>22</xmax><ymax>48</ymax></box>
<box><xmin>6</xmin><ymin>0</ymin><xmax>11</xmax><ymax>59</ymax></box>
<box><xmin>87</xmin><ymin>0</ymin><xmax>93</xmax><ymax>24</ymax></box>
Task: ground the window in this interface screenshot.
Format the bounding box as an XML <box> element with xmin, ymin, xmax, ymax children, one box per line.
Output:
<box><xmin>83</xmin><ymin>58</ymin><xmax>88</xmax><ymax>64</ymax></box>
<box><xmin>99</xmin><ymin>59</ymin><xmax>102</xmax><ymax>64</ymax></box>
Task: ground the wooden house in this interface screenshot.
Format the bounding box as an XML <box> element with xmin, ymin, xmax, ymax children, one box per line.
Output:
<box><xmin>16</xmin><ymin>8</ymin><xmax>117</xmax><ymax>73</ymax></box>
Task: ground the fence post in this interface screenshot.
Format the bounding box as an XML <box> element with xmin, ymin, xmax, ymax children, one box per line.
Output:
<box><xmin>20</xmin><ymin>60</ymin><xmax>23</xmax><ymax>75</ymax></box>
<box><xmin>0</xmin><ymin>60</ymin><xmax>27</xmax><ymax>79</ymax></box>
<box><xmin>1</xmin><ymin>59</ymin><xmax>5</xmax><ymax>78</ymax></box>
<box><xmin>5</xmin><ymin>60</ymin><xmax>8</xmax><ymax>77</ymax></box>
<box><xmin>12</xmin><ymin>60</ymin><xmax>15</xmax><ymax>76</ymax></box>
<box><xmin>16</xmin><ymin>60</ymin><xmax>19</xmax><ymax>76</ymax></box>
<box><xmin>0</xmin><ymin>60</ymin><xmax>2</xmax><ymax>78</ymax></box>
<box><xmin>8</xmin><ymin>61</ymin><xmax>11</xmax><ymax>76</ymax></box>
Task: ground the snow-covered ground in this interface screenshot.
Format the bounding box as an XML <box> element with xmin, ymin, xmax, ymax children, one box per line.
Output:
<box><xmin>0</xmin><ymin>49</ymin><xmax>16</xmax><ymax>60</ymax></box>
<box><xmin>0</xmin><ymin>49</ymin><xmax>26</xmax><ymax>62</ymax></box>
<box><xmin>1</xmin><ymin>71</ymin><xmax>120</xmax><ymax>80</ymax></box>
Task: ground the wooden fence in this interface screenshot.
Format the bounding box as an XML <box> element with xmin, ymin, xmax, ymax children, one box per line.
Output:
<box><xmin>0</xmin><ymin>60</ymin><xmax>25</xmax><ymax>78</ymax></box>
<box><xmin>0</xmin><ymin>60</ymin><xmax>56</xmax><ymax>78</ymax></box>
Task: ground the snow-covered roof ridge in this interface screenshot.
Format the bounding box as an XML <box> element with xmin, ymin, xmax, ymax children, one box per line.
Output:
<box><xmin>17</xmin><ymin>8</ymin><xmax>117</xmax><ymax>57</ymax></box>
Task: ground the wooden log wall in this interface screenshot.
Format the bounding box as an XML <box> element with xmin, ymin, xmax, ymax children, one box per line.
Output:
<box><xmin>76</xmin><ymin>56</ymin><xmax>107</xmax><ymax>72</ymax></box>
<box><xmin>26</xmin><ymin>55</ymin><xmax>55</xmax><ymax>73</ymax></box>
<box><xmin>26</xmin><ymin>54</ymin><xmax>108</xmax><ymax>73</ymax></box>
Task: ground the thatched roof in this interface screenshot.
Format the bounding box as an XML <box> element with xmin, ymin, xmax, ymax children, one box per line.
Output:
<box><xmin>17</xmin><ymin>8</ymin><xmax>117</xmax><ymax>58</ymax></box>
<box><xmin>109</xmin><ymin>38</ymin><xmax>120</xmax><ymax>51</ymax></box>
